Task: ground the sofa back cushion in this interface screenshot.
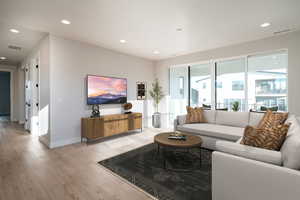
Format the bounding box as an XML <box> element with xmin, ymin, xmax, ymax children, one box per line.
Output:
<box><xmin>280</xmin><ymin>115</ymin><xmax>300</xmax><ymax>170</ymax></box>
<box><xmin>203</xmin><ymin>110</ymin><xmax>216</xmax><ymax>124</ymax></box>
<box><xmin>249</xmin><ymin>112</ymin><xmax>265</xmax><ymax>127</ymax></box>
<box><xmin>216</xmin><ymin>111</ymin><xmax>249</xmax><ymax>128</ymax></box>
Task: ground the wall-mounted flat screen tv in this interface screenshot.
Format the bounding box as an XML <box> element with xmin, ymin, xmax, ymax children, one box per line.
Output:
<box><xmin>87</xmin><ymin>75</ymin><xmax>127</xmax><ymax>105</ymax></box>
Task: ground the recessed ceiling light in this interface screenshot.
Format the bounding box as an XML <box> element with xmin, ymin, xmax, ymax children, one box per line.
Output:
<box><xmin>260</xmin><ymin>22</ymin><xmax>271</xmax><ymax>28</ymax></box>
<box><xmin>61</xmin><ymin>19</ymin><xmax>71</xmax><ymax>25</ymax></box>
<box><xmin>10</xmin><ymin>29</ymin><xmax>19</xmax><ymax>33</ymax></box>
<box><xmin>153</xmin><ymin>50</ymin><xmax>160</xmax><ymax>54</ymax></box>
<box><xmin>0</xmin><ymin>56</ymin><xmax>7</xmax><ymax>60</ymax></box>
<box><xmin>120</xmin><ymin>39</ymin><xmax>127</xmax><ymax>43</ymax></box>
<box><xmin>176</xmin><ymin>28</ymin><xmax>183</xmax><ymax>32</ymax></box>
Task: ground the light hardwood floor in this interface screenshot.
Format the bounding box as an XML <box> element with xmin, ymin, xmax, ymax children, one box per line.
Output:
<box><xmin>0</xmin><ymin>121</ymin><xmax>168</xmax><ymax>200</ymax></box>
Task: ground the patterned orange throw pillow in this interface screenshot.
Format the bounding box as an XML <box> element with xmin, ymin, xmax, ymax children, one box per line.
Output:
<box><xmin>186</xmin><ymin>106</ymin><xmax>206</xmax><ymax>124</ymax></box>
<box><xmin>258</xmin><ymin>110</ymin><xmax>288</xmax><ymax>129</ymax></box>
<box><xmin>241</xmin><ymin>124</ymin><xmax>290</xmax><ymax>151</ymax></box>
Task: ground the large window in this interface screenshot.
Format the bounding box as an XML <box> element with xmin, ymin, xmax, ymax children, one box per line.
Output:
<box><xmin>169</xmin><ymin>50</ymin><xmax>288</xmax><ymax>112</ymax></box>
<box><xmin>248</xmin><ymin>52</ymin><xmax>288</xmax><ymax>111</ymax></box>
<box><xmin>190</xmin><ymin>63</ymin><xmax>211</xmax><ymax>107</ymax></box>
<box><xmin>216</xmin><ymin>58</ymin><xmax>246</xmax><ymax>111</ymax></box>
<box><xmin>169</xmin><ymin>66</ymin><xmax>189</xmax><ymax>117</ymax></box>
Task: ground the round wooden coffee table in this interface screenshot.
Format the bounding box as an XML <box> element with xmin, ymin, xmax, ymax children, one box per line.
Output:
<box><xmin>154</xmin><ymin>132</ymin><xmax>203</xmax><ymax>170</ymax></box>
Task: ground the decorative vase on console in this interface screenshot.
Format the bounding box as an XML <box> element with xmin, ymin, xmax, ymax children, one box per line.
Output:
<box><xmin>123</xmin><ymin>102</ymin><xmax>132</xmax><ymax>114</ymax></box>
<box><xmin>149</xmin><ymin>78</ymin><xmax>165</xmax><ymax>128</ymax></box>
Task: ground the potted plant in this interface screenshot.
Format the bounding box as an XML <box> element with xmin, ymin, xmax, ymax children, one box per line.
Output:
<box><xmin>149</xmin><ymin>78</ymin><xmax>165</xmax><ymax>128</ymax></box>
<box><xmin>232</xmin><ymin>101</ymin><xmax>240</xmax><ymax>112</ymax></box>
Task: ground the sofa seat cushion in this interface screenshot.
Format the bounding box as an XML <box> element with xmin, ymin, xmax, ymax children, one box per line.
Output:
<box><xmin>216</xmin><ymin>141</ymin><xmax>282</xmax><ymax>166</ymax></box>
<box><xmin>177</xmin><ymin>123</ymin><xmax>244</xmax><ymax>141</ymax></box>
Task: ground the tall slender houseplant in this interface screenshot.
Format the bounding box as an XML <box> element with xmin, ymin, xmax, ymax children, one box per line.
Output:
<box><xmin>149</xmin><ymin>78</ymin><xmax>165</xmax><ymax>113</ymax></box>
<box><xmin>149</xmin><ymin>79</ymin><xmax>165</xmax><ymax>128</ymax></box>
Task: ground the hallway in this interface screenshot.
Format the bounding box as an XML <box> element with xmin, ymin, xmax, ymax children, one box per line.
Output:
<box><xmin>0</xmin><ymin>121</ymin><xmax>158</xmax><ymax>200</ymax></box>
<box><xmin>0</xmin><ymin>71</ymin><xmax>10</xmax><ymax>121</ymax></box>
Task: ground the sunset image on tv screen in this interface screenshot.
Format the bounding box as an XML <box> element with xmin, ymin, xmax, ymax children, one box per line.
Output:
<box><xmin>87</xmin><ymin>75</ymin><xmax>127</xmax><ymax>104</ymax></box>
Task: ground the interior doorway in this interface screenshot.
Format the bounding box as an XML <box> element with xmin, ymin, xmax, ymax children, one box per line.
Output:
<box><xmin>0</xmin><ymin>71</ymin><xmax>11</xmax><ymax>121</ymax></box>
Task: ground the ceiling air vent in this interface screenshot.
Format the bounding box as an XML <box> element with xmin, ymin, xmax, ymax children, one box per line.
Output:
<box><xmin>273</xmin><ymin>29</ymin><xmax>292</xmax><ymax>35</ymax></box>
<box><xmin>8</xmin><ymin>45</ymin><xmax>22</xmax><ymax>51</ymax></box>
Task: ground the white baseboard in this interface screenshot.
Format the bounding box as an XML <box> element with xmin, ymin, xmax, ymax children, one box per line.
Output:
<box><xmin>39</xmin><ymin>135</ymin><xmax>50</xmax><ymax>148</ymax></box>
<box><xmin>49</xmin><ymin>136</ymin><xmax>81</xmax><ymax>149</ymax></box>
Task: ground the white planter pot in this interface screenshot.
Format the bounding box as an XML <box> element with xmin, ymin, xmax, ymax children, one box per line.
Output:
<box><xmin>152</xmin><ymin>112</ymin><xmax>161</xmax><ymax>128</ymax></box>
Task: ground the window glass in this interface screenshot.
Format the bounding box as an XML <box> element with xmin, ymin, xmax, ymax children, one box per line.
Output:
<box><xmin>190</xmin><ymin>63</ymin><xmax>211</xmax><ymax>107</ymax></box>
<box><xmin>169</xmin><ymin>66</ymin><xmax>189</xmax><ymax>117</ymax></box>
<box><xmin>248</xmin><ymin>52</ymin><xmax>288</xmax><ymax>111</ymax></box>
<box><xmin>216</xmin><ymin>58</ymin><xmax>246</xmax><ymax>111</ymax></box>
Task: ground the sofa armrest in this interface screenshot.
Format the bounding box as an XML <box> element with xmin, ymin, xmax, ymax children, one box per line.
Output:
<box><xmin>212</xmin><ymin>151</ymin><xmax>300</xmax><ymax>200</ymax></box>
<box><xmin>173</xmin><ymin>119</ymin><xmax>178</xmax><ymax>131</ymax></box>
<box><xmin>216</xmin><ymin>141</ymin><xmax>282</xmax><ymax>165</ymax></box>
<box><xmin>174</xmin><ymin>114</ymin><xmax>186</xmax><ymax>130</ymax></box>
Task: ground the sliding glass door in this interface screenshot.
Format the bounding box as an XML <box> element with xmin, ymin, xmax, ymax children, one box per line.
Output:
<box><xmin>215</xmin><ymin>58</ymin><xmax>246</xmax><ymax>111</ymax></box>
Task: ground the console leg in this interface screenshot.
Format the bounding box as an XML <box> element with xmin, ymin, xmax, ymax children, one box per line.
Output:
<box><xmin>199</xmin><ymin>147</ymin><xmax>202</xmax><ymax>167</ymax></box>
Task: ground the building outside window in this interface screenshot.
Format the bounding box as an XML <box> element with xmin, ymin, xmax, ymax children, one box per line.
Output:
<box><xmin>232</xmin><ymin>80</ymin><xmax>244</xmax><ymax>91</ymax></box>
<box><xmin>248</xmin><ymin>51</ymin><xmax>288</xmax><ymax>111</ymax></box>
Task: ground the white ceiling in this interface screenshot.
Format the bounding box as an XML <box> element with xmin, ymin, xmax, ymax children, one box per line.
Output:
<box><xmin>0</xmin><ymin>21</ymin><xmax>46</xmax><ymax>66</ymax></box>
<box><xmin>0</xmin><ymin>0</ymin><xmax>299</xmax><ymax>63</ymax></box>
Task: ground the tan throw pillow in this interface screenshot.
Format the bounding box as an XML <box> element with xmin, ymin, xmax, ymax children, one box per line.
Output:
<box><xmin>241</xmin><ymin>124</ymin><xmax>290</xmax><ymax>151</ymax></box>
<box><xmin>258</xmin><ymin>110</ymin><xmax>288</xmax><ymax>130</ymax></box>
<box><xmin>186</xmin><ymin>106</ymin><xmax>206</xmax><ymax>124</ymax></box>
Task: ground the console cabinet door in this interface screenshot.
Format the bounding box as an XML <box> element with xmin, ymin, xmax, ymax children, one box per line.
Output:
<box><xmin>82</xmin><ymin>113</ymin><xmax>142</xmax><ymax>141</ymax></box>
<box><xmin>129</xmin><ymin>116</ymin><xmax>142</xmax><ymax>130</ymax></box>
<box><xmin>82</xmin><ymin>118</ymin><xmax>104</xmax><ymax>139</ymax></box>
<box><xmin>103</xmin><ymin>119</ymin><xmax>128</xmax><ymax>137</ymax></box>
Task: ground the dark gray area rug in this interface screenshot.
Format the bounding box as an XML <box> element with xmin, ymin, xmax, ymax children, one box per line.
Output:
<box><xmin>98</xmin><ymin>143</ymin><xmax>212</xmax><ymax>200</ymax></box>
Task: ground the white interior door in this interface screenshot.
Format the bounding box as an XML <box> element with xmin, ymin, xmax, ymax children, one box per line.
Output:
<box><xmin>30</xmin><ymin>58</ymin><xmax>40</xmax><ymax>136</ymax></box>
<box><xmin>25</xmin><ymin>64</ymin><xmax>31</xmax><ymax>131</ymax></box>
<box><xmin>24</xmin><ymin>58</ymin><xmax>40</xmax><ymax>135</ymax></box>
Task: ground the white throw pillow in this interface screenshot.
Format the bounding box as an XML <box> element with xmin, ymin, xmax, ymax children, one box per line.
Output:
<box><xmin>280</xmin><ymin>115</ymin><xmax>300</xmax><ymax>169</ymax></box>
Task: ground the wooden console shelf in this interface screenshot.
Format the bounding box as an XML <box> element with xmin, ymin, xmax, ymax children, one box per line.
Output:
<box><xmin>81</xmin><ymin>113</ymin><xmax>142</xmax><ymax>142</ymax></box>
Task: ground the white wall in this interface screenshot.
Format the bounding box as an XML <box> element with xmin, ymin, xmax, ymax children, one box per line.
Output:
<box><xmin>49</xmin><ymin>35</ymin><xmax>155</xmax><ymax>147</ymax></box>
<box><xmin>22</xmin><ymin>35</ymin><xmax>50</xmax><ymax>145</ymax></box>
<box><xmin>155</xmin><ymin>31</ymin><xmax>300</xmax><ymax>116</ymax></box>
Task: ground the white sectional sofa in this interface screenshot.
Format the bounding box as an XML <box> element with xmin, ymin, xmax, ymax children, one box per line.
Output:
<box><xmin>174</xmin><ymin>110</ymin><xmax>300</xmax><ymax>200</ymax></box>
<box><xmin>174</xmin><ymin>110</ymin><xmax>263</xmax><ymax>150</ymax></box>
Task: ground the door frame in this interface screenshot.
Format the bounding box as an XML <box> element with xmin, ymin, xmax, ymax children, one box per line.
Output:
<box><xmin>0</xmin><ymin>68</ymin><xmax>14</xmax><ymax>121</ymax></box>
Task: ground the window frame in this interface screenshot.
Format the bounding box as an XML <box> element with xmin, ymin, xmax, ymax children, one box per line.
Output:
<box><xmin>169</xmin><ymin>49</ymin><xmax>288</xmax><ymax>112</ymax></box>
